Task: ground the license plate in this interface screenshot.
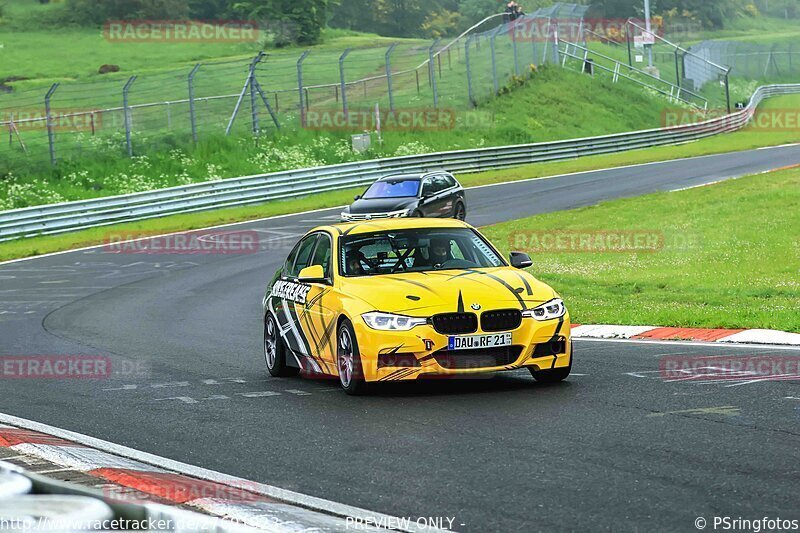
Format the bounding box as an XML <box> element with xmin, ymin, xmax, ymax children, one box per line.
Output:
<box><xmin>448</xmin><ymin>333</ymin><xmax>512</xmax><ymax>351</ymax></box>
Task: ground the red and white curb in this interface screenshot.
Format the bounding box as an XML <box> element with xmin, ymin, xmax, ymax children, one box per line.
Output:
<box><xmin>571</xmin><ymin>324</ymin><xmax>800</xmax><ymax>346</ymax></box>
<box><xmin>0</xmin><ymin>413</ymin><xmax>448</xmax><ymax>532</ymax></box>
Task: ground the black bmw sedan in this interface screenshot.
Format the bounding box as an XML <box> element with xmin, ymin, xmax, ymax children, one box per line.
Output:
<box><xmin>340</xmin><ymin>171</ymin><xmax>466</xmax><ymax>222</ymax></box>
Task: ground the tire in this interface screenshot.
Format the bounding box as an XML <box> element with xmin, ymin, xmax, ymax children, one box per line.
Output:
<box><xmin>264</xmin><ymin>313</ymin><xmax>299</xmax><ymax>377</ymax></box>
<box><xmin>336</xmin><ymin>319</ymin><xmax>368</xmax><ymax>395</ymax></box>
<box><xmin>411</xmin><ymin>209</ymin><xmax>424</xmax><ymax>218</ymax></box>
<box><xmin>453</xmin><ymin>202</ymin><xmax>466</xmax><ymax>221</ymax></box>
<box><xmin>529</xmin><ymin>346</ymin><xmax>572</xmax><ymax>383</ymax></box>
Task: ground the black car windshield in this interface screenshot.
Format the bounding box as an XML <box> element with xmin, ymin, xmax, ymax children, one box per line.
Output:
<box><xmin>362</xmin><ymin>179</ymin><xmax>420</xmax><ymax>199</ymax></box>
<box><xmin>341</xmin><ymin>228</ymin><xmax>505</xmax><ymax>276</ymax></box>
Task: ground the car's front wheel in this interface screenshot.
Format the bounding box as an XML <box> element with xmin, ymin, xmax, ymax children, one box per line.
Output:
<box><xmin>453</xmin><ymin>202</ymin><xmax>466</xmax><ymax>221</ymax></box>
<box><xmin>264</xmin><ymin>313</ymin><xmax>299</xmax><ymax>377</ymax></box>
<box><xmin>337</xmin><ymin>319</ymin><xmax>367</xmax><ymax>395</ymax></box>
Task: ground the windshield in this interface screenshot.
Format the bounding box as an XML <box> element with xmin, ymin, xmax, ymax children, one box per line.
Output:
<box><xmin>362</xmin><ymin>179</ymin><xmax>420</xmax><ymax>199</ymax></box>
<box><xmin>340</xmin><ymin>228</ymin><xmax>505</xmax><ymax>276</ymax></box>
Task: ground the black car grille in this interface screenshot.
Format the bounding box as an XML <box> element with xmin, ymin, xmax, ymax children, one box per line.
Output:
<box><xmin>431</xmin><ymin>313</ymin><xmax>478</xmax><ymax>335</ymax></box>
<box><xmin>480</xmin><ymin>309</ymin><xmax>522</xmax><ymax>332</ymax></box>
<box><xmin>432</xmin><ymin>346</ymin><xmax>523</xmax><ymax>369</ymax></box>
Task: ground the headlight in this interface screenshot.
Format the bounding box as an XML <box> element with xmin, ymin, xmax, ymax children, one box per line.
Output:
<box><xmin>522</xmin><ymin>298</ymin><xmax>566</xmax><ymax>321</ymax></box>
<box><xmin>387</xmin><ymin>208</ymin><xmax>411</xmax><ymax>218</ymax></box>
<box><xmin>340</xmin><ymin>210</ymin><xmax>352</xmax><ymax>221</ymax></box>
<box><xmin>362</xmin><ymin>311</ymin><xmax>427</xmax><ymax>331</ymax></box>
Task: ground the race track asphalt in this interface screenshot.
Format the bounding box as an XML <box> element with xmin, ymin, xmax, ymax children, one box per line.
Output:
<box><xmin>1</xmin><ymin>144</ymin><xmax>799</xmax><ymax>531</ymax></box>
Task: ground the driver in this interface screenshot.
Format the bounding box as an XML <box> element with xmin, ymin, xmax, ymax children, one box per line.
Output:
<box><xmin>346</xmin><ymin>250</ymin><xmax>368</xmax><ymax>275</ymax></box>
<box><xmin>429</xmin><ymin>237</ymin><xmax>452</xmax><ymax>266</ymax></box>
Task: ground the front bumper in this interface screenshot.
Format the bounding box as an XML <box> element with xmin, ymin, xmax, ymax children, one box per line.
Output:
<box><xmin>352</xmin><ymin>314</ymin><xmax>572</xmax><ymax>382</ymax></box>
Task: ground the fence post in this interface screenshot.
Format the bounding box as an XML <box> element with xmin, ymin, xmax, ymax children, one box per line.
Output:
<box><xmin>625</xmin><ymin>19</ymin><xmax>633</xmax><ymax>67</ymax></box>
<box><xmin>542</xmin><ymin>18</ymin><xmax>551</xmax><ymax>64</ymax></box>
<box><xmin>490</xmin><ymin>29</ymin><xmax>499</xmax><ymax>95</ymax></box>
<box><xmin>122</xmin><ymin>76</ymin><xmax>136</xmax><ymax>157</ymax></box>
<box><xmin>465</xmin><ymin>35</ymin><xmax>475</xmax><ymax>106</ymax></box>
<box><xmin>296</xmin><ymin>50</ymin><xmax>310</xmax><ymax>128</ymax></box>
<box><xmin>724</xmin><ymin>69</ymin><xmax>732</xmax><ymax>114</ymax></box>
<box><xmin>339</xmin><ymin>48</ymin><xmax>352</xmax><ymax>116</ymax></box>
<box><xmin>249</xmin><ymin>56</ymin><xmax>260</xmax><ymax>135</ymax></box>
<box><xmin>428</xmin><ymin>39</ymin><xmax>440</xmax><ymax>109</ymax></box>
<box><xmin>44</xmin><ymin>83</ymin><xmax>59</xmax><ymax>166</ymax></box>
<box><xmin>225</xmin><ymin>53</ymin><xmax>263</xmax><ymax>136</ymax></box>
<box><xmin>674</xmin><ymin>48</ymin><xmax>681</xmax><ymax>91</ymax></box>
<box><xmin>385</xmin><ymin>43</ymin><xmax>398</xmax><ymax>113</ymax></box>
<box><xmin>188</xmin><ymin>64</ymin><xmax>201</xmax><ymax>144</ymax></box>
<box><xmin>551</xmin><ymin>18</ymin><xmax>560</xmax><ymax>64</ymax></box>
<box><xmin>511</xmin><ymin>18</ymin><xmax>520</xmax><ymax>76</ymax></box>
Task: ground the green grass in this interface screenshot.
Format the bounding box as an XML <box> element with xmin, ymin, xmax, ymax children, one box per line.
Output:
<box><xmin>0</xmin><ymin>65</ymin><xmax>687</xmax><ymax>210</ymax></box>
<box><xmin>1</xmin><ymin>92</ymin><xmax>798</xmax><ymax>263</ymax></box>
<box><xmin>480</xmin><ymin>166</ymin><xmax>800</xmax><ymax>332</ymax></box>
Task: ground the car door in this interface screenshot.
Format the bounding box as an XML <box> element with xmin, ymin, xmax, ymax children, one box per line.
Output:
<box><xmin>295</xmin><ymin>232</ymin><xmax>338</xmax><ymax>373</ymax></box>
<box><xmin>432</xmin><ymin>174</ymin><xmax>456</xmax><ymax>217</ymax></box>
<box><xmin>419</xmin><ymin>176</ymin><xmax>448</xmax><ymax>217</ymax></box>
<box><xmin>271</xmin><ymin>233</ymin><xmax>319</xmax><ymax>364</ymax></box>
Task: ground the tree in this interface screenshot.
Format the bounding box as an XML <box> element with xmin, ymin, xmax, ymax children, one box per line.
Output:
<box><xmin>231</xmin><ymin>0</ymin><xmax>329</xmax><ymax>44</ymax></box>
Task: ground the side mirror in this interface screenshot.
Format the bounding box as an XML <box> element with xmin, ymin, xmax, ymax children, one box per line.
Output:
<box><xmin>510</xmin><ymin>251</ymin><xmax>533</xmax><ymax>269</ymax></box>
<box><xmin>297</xmin><ymin>265</ymin><xmax>328</xmax><ymax>284</ymax></box>
<box><xmin>354</xmin><ymin>194</ymin><xmax>362</xmax><ymax>201</ymax></box>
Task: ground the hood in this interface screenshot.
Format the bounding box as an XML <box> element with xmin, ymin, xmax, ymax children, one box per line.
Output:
<box><xmin>341</xmin><ymin>267</ymin><xmax>557</xmax><ymax>315</ymax></box>
<box><xmin>348</xmin><ymin>197</ymin><xmax>418</xmax><ymax>215</ymax></box>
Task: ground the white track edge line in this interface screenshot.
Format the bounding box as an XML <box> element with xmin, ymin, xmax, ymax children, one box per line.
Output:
<box><xmin>0</xmin><ymin>412</ymin><xmax>439</xmax><ymax>533</ymax></box>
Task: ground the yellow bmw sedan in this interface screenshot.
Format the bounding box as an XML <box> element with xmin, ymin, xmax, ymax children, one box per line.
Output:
<box><xmin>262</xmin><ymin>218</ymin><xmax>572</xmax><ymax>394</ymax></box>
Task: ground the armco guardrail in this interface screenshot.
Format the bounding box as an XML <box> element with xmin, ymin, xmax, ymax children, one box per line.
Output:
<box><xmin>1</xmin><ymin>84</ymin><xmax>798</xmax><ymax>241</ymax></box>
<box><xmin>0</xmin><ymin>460</ymin><xmax>255</xmax><ymax>532</ymax></box>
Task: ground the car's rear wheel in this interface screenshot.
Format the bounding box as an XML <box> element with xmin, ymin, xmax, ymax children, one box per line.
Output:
<box><xmin>530</xmin><ymin>347</ymin><xmax>572</xmax><ymax>383</ymax></box>
<box><xmin>337</xmin><ymin>319</ymin><xmax>367</xmax><ymax>395</ymax></box>
<box><xmin>453</xmin><ymin>202</ymin><xmax>466</xmax><ymax>220</ymax></box>
<box><xmin>264</xmin><ymin>313</ymin><xmax>299</xmax><ymax>377</ymax></box>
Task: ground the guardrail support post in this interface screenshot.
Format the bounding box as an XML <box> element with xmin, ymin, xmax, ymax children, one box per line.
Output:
<box><xmin>339</xmin><ymin>48</ymin><xmax>352</xmax><ymax>117</ymax></box>
<box><xmin>465</xmin><ymin>35</ymin><xmax>475</xmax><ymax>106</ymax></box>
<box><xmin>44</xmin><ymin>83</ymin><xmax>59</xmax><ymax>166</ymax></box>
<box><xmin>122</xmin><ymin>76</ymin><xmax>136</xmax><ymax>157</ymax></box>
<box><xmin>428</xmin><ymin>39</ymin><xmax>441</xmax><ymax>108</ymax></box>
<box><xmin>188</xmin><ymin>64</ymin><xmax>201</xmax><ymax>144</ymax></box>
<box><xmin>296</xmin><ymin>50</ymin><xmax>310</xmax><ymax>128</ymax></box>
<box><xmin>385</xmin><ymin>43</ymin><xmax>398</xmax><ymax>113</ymax></box>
